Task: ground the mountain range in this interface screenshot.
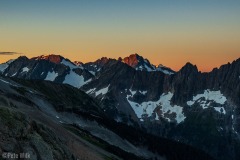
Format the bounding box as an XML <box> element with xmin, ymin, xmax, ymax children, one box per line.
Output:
<box><xmin>0</xmin><ymin>53</ymin><xmax>240</xmax><ymax>160</ymax></box>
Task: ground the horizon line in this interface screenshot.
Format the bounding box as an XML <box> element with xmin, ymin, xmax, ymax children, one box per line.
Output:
<box><xmin>1</xmin><ymin>53</ymin><xmax>239</xmax><ymax>73</ymax></box>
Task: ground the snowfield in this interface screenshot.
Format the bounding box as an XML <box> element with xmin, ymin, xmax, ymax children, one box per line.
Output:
<box><xmin>127</xmin><ymin>90</ymin><xmax>186</xmax><ymax>123</ymax></box>
<box><xmin>187</xmin><ymin>89</ymin><xmax>227</xmax><ymax>114</ymax></box>
<box><xmin>21</xmin><ymin>67</ymin><xmax>30</xmax><ymax>73</ymax></box>
<box><xmin>63</xmin><ymin>70</ymin><xmax>91</xmax><ymax>88</ymax></box>
<box><xmin>0</xmin><ymin>59</ymin><xmax>14</xmax><ymax>73</ymax></box>
<box><xmin>139</xmin><ymin>90</ymin><xmax>147</xmax><ymax>95</ymax></box>
<box><xmin>95</xmin><ymin>85</ymin><xmax>110</xmax><ymax>96</ymax></box>
<box><xmin>45</xmin><ymin>71</ymin><xmax>58</xmax><ymax>81</ymax></box>
<box><xmin>61</xmin><ymin>59</ymin><xmax>83</xmax><ymax>69</ymax></box>
<box><xmin>86</xmin><ymin>85</ymin><xmax>110</xmax><ymax>97</ymax></box>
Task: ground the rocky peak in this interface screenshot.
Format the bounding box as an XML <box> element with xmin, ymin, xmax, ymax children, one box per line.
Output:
<box><xmin>179</xmin><ymin>62</ymin><xmax>198</xmax><ymax>74</ymax></box>
<box><xmin>122</xmin><ymin>53</ymin><xmax>145</xmax><ymax>68</ymax></box>
<box><xmin>95</xmin><ymin>57</ymin><xmax>110</xmax><ymax>66</ymax></box>
<box><xmin>73</xmin><ymin>61</ymin><xmax>84</xmax><ymax>66</ymax></box>
<box><xmin>16</xmin><ymin>56</ymin><xmax>29</xmax><ymax>61</ymax></box>
<box><xmin>7</xmin><ymin>56</ymin><xmax>29</xmax><ymax>65</ymax></box>
<box><xmin>83</xmin><ymin>57</ymin><xmax>112</xmax><ymax>76</ymax></box>
<box><xmin>122</xmin><ymin>53</ymin><xmax>156</xmax><ymax>71</ymax></box>
<box><xmin>31</xmin><ymin>54</ymin><xmax>63</xmax><ymax>64</ymax></box>
<box><xmin>156</xmin><ymin>64</ymin><xmax>175</xmax><ymax>75</ymax></box>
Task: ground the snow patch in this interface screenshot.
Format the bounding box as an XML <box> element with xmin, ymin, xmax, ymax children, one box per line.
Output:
<box><xmin>155</xmin><ymin>113</ymin><xmax>159</xmax><ymax>120</ymax></box>
<box><xmin>21</xmin><ymin>67</ymin><xmax>30</xmax><ymax>73</ymax></box>
<box><xmin>63</xmin><ymin>70</ymin><xmax>88</xmax><ymax>88</ymax></box>
<box><xmin>129</xmin><ymin>89</ymin><xmax>136</xmax><ymax>96</ymax></box>
<box><xmin>0</xmin><ymin>59</ymin><xmax>14</xmax><ymax>72</ymax></box>
<box><xmin>144</xmin><ymin>64</ymin><xmax>154</xmax><ymax>71</ymax></box>
<box><xmin>95</xmin><ymin>85</ymin><xmax>110</xmax><ymax>96</ymax></box>
<box><xmin>61</xmin><ymin>59</ymin><xmax>81</xmax><ymax>69</ymax></box>
<box><xmin>214</xmin><ymin>107</ymin><xmax>226</xmax><ymax>114</ymax></box>
<box><xmin>45</xmin><ymin>71</ymin><xmax>58</xmax><ymax>81</ymax></box>
<box><xmin>89</xmin><ymin>71</ymin><xmax>95</xmax><ymax>75</ymax></box>
<box><xmin>86</xmin><ymin>88</ymin><xmax>96</xmax><ymax>94</ymax></box>
<box><xmin>156</xmin><ymin>67</ymin><xmax>174</xmax><ymax>75</ymax></box>
<box><xmin>134</xmin><ymin>62</ymin><xmax>174</xmax><ymax>75</ymax></box>
<box><xmin>11</xmin><ymin>72</ymin><xmax>17</xmax><ymax>77</ymax></box>
<box><xmin>187</xmin><ymin>90</ymin><xmax>227</xmax><ymax>114</ymax></box>
<box><xmin>139</xmin><ymin>90</ymin><xmax>147</xmax><ymax>95</ymax></box>
<box><xmin>0</xmin><ymin>79</ymin><xmax>10</xmax><ymax>84</ymax></box>
<box><xmin>136</xmin><ymin>64</ymin><xmax>154</xmax><ymax>72</ymax></box>
<box><xmin>127</xmin><ymin>92</ymin><xmax>185</xmax><ymax>123</ymax></box>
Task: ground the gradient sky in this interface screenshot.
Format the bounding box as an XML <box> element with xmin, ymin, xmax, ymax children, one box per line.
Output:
<box><xmin>0</xmin><ymin>0</ymin><xmax>240</xmax><ymax>71</ymax></box>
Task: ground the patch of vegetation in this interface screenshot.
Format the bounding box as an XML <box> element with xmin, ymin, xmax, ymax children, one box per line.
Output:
<box><xmin>64</xmin><ymin>124</ymin><xmax>106</xmax><ymax>149</ymax></box>
<box><xmin>104</xmin><ymin>156</ymin><xmax>118</xmax><ymax>160</ymax></box>
<box><xmin>71</xmin><ymin>110</ymin><xmax>214</xmax><ymax>160</ymax></box>
<box><xmin>14</xmin><ymin>86</ymin><xmax>28</xmax><ymax>95</ymax></box>
<box><xmin>169</xmin><ymin>108</ymin><xmax>226</xmax><ymax>159</ymax></box>
<box><xmin>0</xmin><ymin>96</ymin><xmax>8</xmax><ymax>106</ymax></box>
<box><xmin>0</xmin><ymin>107</ymin><xmax>29</xmax><ymax>137</ymax></box>
<box><xmin>64</xmin><ymin>124</ymin><xmax>145</xmax><ymax>160</ymax></box>
<box><xmin>12</xmin><ymin>79</ymin><xmax>103</xmax><ymax>115</ymax></box>
<box><xmin>0</xmin><ymin>108</ymin><xmax>16</xmax><ymax>127</ymax></box>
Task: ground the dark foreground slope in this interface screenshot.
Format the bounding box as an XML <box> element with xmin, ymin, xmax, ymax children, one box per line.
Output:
<box><xmin>0</xmin><ymin>76</ymin><xmax>213</xmax><ymax>160</ymax></box>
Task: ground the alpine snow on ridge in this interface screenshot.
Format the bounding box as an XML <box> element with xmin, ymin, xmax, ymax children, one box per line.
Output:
<box><xmin>1</xmin><ymin>53</ymin><xmax>240</xmax><ymax>160</ymax></box>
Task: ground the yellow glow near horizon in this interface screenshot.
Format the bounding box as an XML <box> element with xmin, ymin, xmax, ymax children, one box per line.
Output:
<box><xmin>1</xmin><ymin>25</ymin><xmax>239</xmax><ymax>72</ymax></box>
<box><xmin>0</xmin><ymin>1</ymin><xmax>239</xmax><ymax>72</ymax></box>
<box><xmin>0</xmin><ymin>49</ymin><xmax>239</xmax><ymax>72</ymax></box>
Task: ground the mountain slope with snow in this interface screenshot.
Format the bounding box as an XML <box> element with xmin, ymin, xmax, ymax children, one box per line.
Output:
<box><xmin>0</xmin><ymin>55</ymin><xmax>93</xmax><ymax>88</ymax></box>
<box><xmin>0</xmin><ymin>75</ymin><xmax>214</xmax><ymax>160</ymax></box>
<box><xmin>122</xmin><ymin>53</ymin><xmax>175</xmax><ymax>74</ymax></box>
<box><xmin>1</xmin><ymin>54</ymin><xmax>240</xmax><ymax>160</ymax></box>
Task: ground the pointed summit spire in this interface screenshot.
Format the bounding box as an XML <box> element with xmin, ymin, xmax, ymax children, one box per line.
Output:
<box><xmin>179</xmin><ymin>62</ymin><xmax>198</xmax><ymax>74</ymax></box>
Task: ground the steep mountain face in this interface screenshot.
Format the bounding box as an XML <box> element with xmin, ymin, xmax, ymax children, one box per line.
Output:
<box><xmin>0</xmin><ymin>55</ymin><xmax>93</xmax><ymax>88</ymax></box>
<box><xmin>122</xmin><ymin>53</ymin><xmax>155</xmax><ymax>71</ymax></box>
<box><xmin>156</xmin><ymin>64</ymin><xmax>175</xmax><ymax>75</ymax></box>
<box><xmin>0</xmin><ymin>59</ymin><xmax>15</xmax><ymax>73</ymax></box>
<box><xmin>0</xmin><ymin>54</ymin><xmax>175</xmax><ymax>87</ymax></box>
<box><xmin>83</xmin><ymin>57</ymin><xmax>111</xmax><ymax>76</ymax></box>
<box><xmin>0</xmin><ymin>76</ymin><xmax>213</xmax><ymax>160</ymax></box>
<box><xmin>81</xmin><ymin>59</ymin><xmax>170</xmax><ymax>122</ymax></box>
<box><xmin>81</xmin><ymin>58</ymin><xmax>240</xmax><ymax>160</ymax></box>
<box><xmin>32</xmin><ymin>54</ymin><xmax>64</xmax><ymax>63</ymax></box>
<box><xmin>0</xmin><ymin>108</ymin><xmax>76</xmax><ymax>160</ymax></box>
<box><xmin>73</xmin><ymin>61</ymin><xmax>84</xmax><ymax>66</ymax></box>
<box><xmin>1</xmin><ymin>54</ymin><xmax>240</xmax><ymax>159</ymax></box>
<box><xmin>121</xmin><ymin>53</ymin><xmax>175</xmax><ymax>74</ymax></box>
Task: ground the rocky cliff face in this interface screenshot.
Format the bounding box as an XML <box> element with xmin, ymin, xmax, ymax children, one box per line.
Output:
<box><xmin>81</xmin><ymin>57</ymin><xmax>240</xmax><ymax>160</ymax></box>
<box><xmin>122</xmin><ymin>53</ymin><xmax>175</xmax><ymax>74</ymax></box>
<box><xmin>32</xmin><ymin>54</ymin><xmax>63</xmax><ymax>63</ymax></box>
<box><xmin>83</xmin><ymin>57</ymin><xmax>111</xmax><ymax>75</ymax></box>
<box><xmin>1</xmin><ymin>54</ymin><xmax>240</xmax><ymax>159</ymax></box>
<box><xmin>0</xmin><ymin>108</ymin><xmax>75</xmax><ymax>160</ymax></box>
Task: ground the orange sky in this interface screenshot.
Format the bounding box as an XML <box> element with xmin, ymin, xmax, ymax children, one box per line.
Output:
<box><xmin>0</xmin><ymin>1</ymin><xmax>239</xmax><ymax>72</ymax></box>
<box><xmin>0</xmin><ymin>49</ymin><xmax>239</xmax><ymax>72</ymax></box>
